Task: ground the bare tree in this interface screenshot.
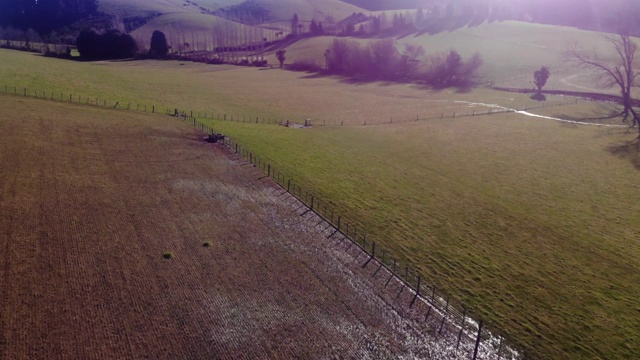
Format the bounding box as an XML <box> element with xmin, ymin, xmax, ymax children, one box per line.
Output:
<box><xmin>401</xmin><ymin>44</ymin><xmax>425</xmax><ymax>76</ymax></box>
<box><xmin>370</xmin><ymin>39</ymin><xmax>398</xmax><ymax>77</ymax></box>
<box><xmin>569</xmin><ymin>33</ymin><xmax>640</xmax><ymax>132</ymax></box>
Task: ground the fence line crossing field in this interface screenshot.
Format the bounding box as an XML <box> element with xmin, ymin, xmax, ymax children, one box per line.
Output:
<box><xmin>1</xmin><ymin>47</ymin><xmax>640</xmax><ymax>359</ymax></box>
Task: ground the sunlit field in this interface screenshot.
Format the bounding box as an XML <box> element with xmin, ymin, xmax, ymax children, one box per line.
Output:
<box><xmin>1</xmin><ymin>29</ymin><xmax>639</xmax><ymax>360</ymax></box>
<box><xmin>276</xmin><ymin>21</ymin><xmax>634</xmax><ymax>86</ymax></box>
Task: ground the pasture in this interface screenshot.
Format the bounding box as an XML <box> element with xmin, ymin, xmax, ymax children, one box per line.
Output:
<box><xmin>130</xmin><ymin>13</ymin><xmax>282</xmax><ymax>53</ymax></box>
<box><xmin>204</xmin><ymin>107</ymin><xmax>640</xmax><ymax>360</ymax></box>
<box><xmin>1</xmin><ymin>25</ymin><xmax>639</xmax><ymax>360</ymax></box>
<box><xmin>278</xmin><ymin>21</ymin><xmax>631</xmax><ymax>87</ymax></box>
<box><xmin>97</xmin><ymin>0</ymin><xmax>242</xmax><ymax>17</ymax></box>
<box><xmin>100</xmin><ymin>0</ymin><xmax>365</xmax><ymax>26</ymax></box>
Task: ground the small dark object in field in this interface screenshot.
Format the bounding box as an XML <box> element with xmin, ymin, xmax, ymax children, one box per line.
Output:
<box><xmin>531</xmin><ymin>93</ymin><xmax>547</xmax><ymax>101</ymax></box>
<box><xmin>206</xmin><ymin>133</ymin><xmax>225</xmax><ymax>143</ymax></box>
<box><xmin>162</xmin><ymin>251</ymin><xmax>173</xmax><ymax>259</ymax></box>
<box><xmin>203</xmin><ymin>242</ymin><xmax>211</xmax><ymax>247</ymax></box>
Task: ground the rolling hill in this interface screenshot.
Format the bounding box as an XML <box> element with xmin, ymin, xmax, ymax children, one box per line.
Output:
<box><xmin>99</xmin><ymin>0</ymin><xmax>368</xmax><ymax>23</ymax></box>
<box><xmin>98</xmin><ymin>0</ymin><xmax>245</xmax><ymax>17</ymax></box>
<box><xmin>341</xmin><ymin>0</ymin><xmax>425</xmax><ymax>11</ymax></box>
<box><xmin>271</xmin><ymin>20</ymin><xmax>626</xmax><ymax>83</ymax></box>
<box><xmin>130</xmin><ymin>12</ymin><xmax>281</xmax><ymax>53</ymax></box>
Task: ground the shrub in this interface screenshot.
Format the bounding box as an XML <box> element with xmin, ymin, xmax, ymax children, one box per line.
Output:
<box><xmin>76</xmin><ymin>29</ymin><xmax>138</xmax><ymax>60</ymax></box>
<box><xmin>162</xmin><ymin>251</ymin><xmax>173</xmax><ymax>259</ymax></box>
<box><xmin>423</xmin><ymin>50</ymin><xmax>483</xmax><ymax>87</ymax></box>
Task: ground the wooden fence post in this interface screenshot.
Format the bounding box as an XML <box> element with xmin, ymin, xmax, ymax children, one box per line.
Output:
<box><xmin>472</xmin><ymin>321</ymin><xmax>484</xmax><ymax>360</ymax></box>
<box><xmin>424</xmin><ymin>306</ymin><xmax>432</xmax><ymax>322</ymax></box>
<box><xmin>410</xmin><ymin>275</ymin><xmax>421</xmax><ymax>308</ymax></box>
<box><xmin>438</xmin><ymin>313</ymin><xmax>447</xmax><ymax>334</ymax></box>
<box><xmin>287</xmin><ymin>179</ymin><xmax>291</xmax><ymax>192</ymax></box>
<box><xmin>362</xmin><ymin>241</ymin><xmax>375</xmax><ymax>268</ymax></box>
<box><xmin>456</xmin><ymin>308</ymin><xmax>467</xmax><ymax>349</ymax></box>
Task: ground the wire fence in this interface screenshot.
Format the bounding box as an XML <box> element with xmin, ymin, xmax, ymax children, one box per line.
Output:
<box><xmin>1</xmin><ymin>83</ymin><xmax>588</xmax><ymax>132</ymax></box>
<box><xmin>0</xmin><ymin>85</ymin><xmax>305</xmax><ymax>127</ymax></box>
<box><xmin>211</xmin><ymin>128</ymin><xmax>523</xmax><ymax>360</ymax></box>
<box><xmin>306</xmin><ymin>97</ymin><xmax>583</xmax><ymax>127</ymax></box>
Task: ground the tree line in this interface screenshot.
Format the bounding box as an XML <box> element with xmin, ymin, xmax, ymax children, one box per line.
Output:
<box><xmin>0</xmin><ymin>0</ymin><xmax>99</xmax><ymax>34</ymax></box>
<box><xmin>292</xmin><ymin>39</ymin><xmax>483</xmax><ymax>88</ymax></box>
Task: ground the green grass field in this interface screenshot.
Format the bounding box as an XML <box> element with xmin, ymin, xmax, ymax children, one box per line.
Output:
<box><xmin>280</xmin><ymin>21</ymin><xmax>630</xmax><ymax>85</ymax></box>
<box><xmin>130</xmin><ymin>13</ymin><xmax>282</xmax><ymax>52</ymax></box>
<box><xmin>206</xmin><ymin>114</ymin><xmax>640</xmax><ymax>360</ymax></box>
<box><xmin>1</xmin><ymin>25</ymin><xmax>640</xmax><ymax>359</ymax></box>
<box><xmin>97</xmin><ymin>0</ymin><xmax>243</xmax><ymax>17</ymax></box>
<box><xmin>99</xmin><ymin>0</ymin><xmax>366</xmax><ymax>25</ymax></box>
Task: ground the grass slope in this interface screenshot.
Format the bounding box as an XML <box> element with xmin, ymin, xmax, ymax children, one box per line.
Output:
<box><xmin>341</xmin><ymin>0</ymin><xmax>422</xmax><ymax>11</ymax></box>
<box><xmin>278</xmin><ymin>21</ymin><xmax>628</xmax><ymax>84</ymax></box>
<box><xmin>98</xmin><ymin>0</ymin><xmax>198</xmax><ymax>17</ymax></box>
<box><xmin>200</xmin><ymin>113</ymin><xmax>640</xmax><ymax>360</ymax></box>
<box><xmin>212</xmin><ymin>0</ymin><xmax>368</xmax><ymax>22</ymax></box>
<box><xmin>130</xmin><ymin>13</ymin><xmax>281</xmax><ymax>51</ymax></box>
<box><xmin>1</xmin><ymin>46</ymin><xmax>639</xmax><ymax>359</ymax></box>
<box><xmin>99</xmin><ymin>0</ymin><xmax>366</xmax><ymax>23</ymax></box>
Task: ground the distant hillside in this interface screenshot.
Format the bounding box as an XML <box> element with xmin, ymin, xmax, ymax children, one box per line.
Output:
<box><xmin>341</xmin><ymin>0</ymin><xmax>425</xmax><ymax>11</ymax></box>
<box><xmin>344</xmin><ymin>0</ymin><xmax>640</xmax><ymax>35</ymax></box>
<box><xmin>214</xmin><ymin>0</ymin><xmax>368</xmax><ymax>24</ymax></box>
<box><xmin>99</xmin><ymin>0</ymin><xmax>368</xmax><ymax>24</ymax></box>
<box><xmin>276</xmin><ymin>20</ymin><xmax>622</xmax><ymax>82</ymax></box>
<box><xmin>98</xmin><ymin>0</ymin><xmax>245</xmax><ymax>17</ymax></box>
<box><xmin>130</xmin><ymin>12</ymin><xmax>280</xmax><ymax>52</ymax></box>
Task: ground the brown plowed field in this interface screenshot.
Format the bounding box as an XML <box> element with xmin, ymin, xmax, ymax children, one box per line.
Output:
<box><xmin>0</xmin><ymin>97</ymin><xmax>474</xmax><ymax>359</ymax></box>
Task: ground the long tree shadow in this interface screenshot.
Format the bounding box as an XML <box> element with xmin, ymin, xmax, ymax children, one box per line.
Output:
<box><xmin>606</xmin><ymin>140</ymin><xmax>640</xmax><ymax>170</ymax></box>
<box><xmin>298</xmin><ymin>71</ymin><xmax>416</xmax><ymax>87</ymax></box>
<box><xmin>541</xmin><ymin>106</ymin><xmax>627</xmax><ymax>124</ymax></box>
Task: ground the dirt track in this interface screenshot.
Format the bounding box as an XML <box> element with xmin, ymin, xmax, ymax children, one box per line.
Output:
<box><xmin>0</xmin><ymin>97</ymin><xmax>478</xmax><ymax>359</ymax></box>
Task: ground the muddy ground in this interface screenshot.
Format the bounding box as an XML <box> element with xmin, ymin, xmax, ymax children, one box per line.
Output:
<box><xmin>0</xmin><ymin>97</ymin><xmax>484</xmax><ymax>359</ymax></box>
